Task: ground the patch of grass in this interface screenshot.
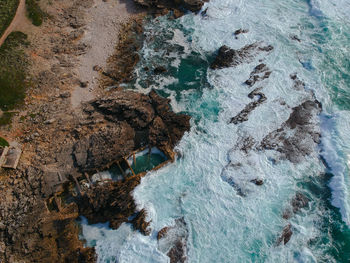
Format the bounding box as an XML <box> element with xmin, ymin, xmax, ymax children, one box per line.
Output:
<box><xmin>26</xmin><ymin>0</ymin><xmax>44</xmax><ymax>26</ymax></box>
<box><xmin>0</xmin><ymin>0</ymin><xmax>19</xmax><ymax>37</ymax></box>
<box><xmin>0</xmin><ymin>31</ymin><xmax>29</xmax><ymax>112</ymax></box>
<box><xmin>0</xmin><ymin>137</ymin><xmax>9</xmax><ymax>147</ymax></box>
<box><xmin>0</xmin><ymin>112</ymin><xmax>15</xmax><ymax>126</ymax></box>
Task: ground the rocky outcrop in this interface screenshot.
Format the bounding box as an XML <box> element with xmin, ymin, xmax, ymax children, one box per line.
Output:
<box><xmin>283</xmin><ymin>192</ymin><xmax>309</xmax><ymax>219</ymax></box>
<box><xmin>277</xmin><ymin>224</ymin><xmax>293</xmax><ymax>246</ymax></box>
<box><xmin>73</xmin><ymin>122</ymin><xmax>135</xmax><ymax>172</ymax></box>
<box><xmin>77</xmin><ymin>177</ymin><xmax>140</xmax><ymax>229</ymax></box>
<box><xmin>210</xmin><ymin>43</ymin><xmax>273</xmax><ymax>70</ymax></box>
<box><xmin>230</xmin><ymin>87</ymin><xmax>267</xmax><ymax>124</ymax></box>
<box><xmin>260</xmin><ymin>100</ymin><xmax>322</xmax><ymax>163</ymax></box>
<box><xmin>158</xmin><ymin>217</ymin><xmax>189</xmax><ymax>263</ymax></box>
<box><xmin>245</xmin><ymin>63</ymin><xmax>271</xmax><ymax>87</ymax></box>
<box><xmin>134</xmin><ymin>0</ymin><xmax>207</xmax><ymax>13</ymax></box>
<box><xmin>92</xmin><ymin>90</ymin><xmax>191</xmax><ymax>151</ymax></box>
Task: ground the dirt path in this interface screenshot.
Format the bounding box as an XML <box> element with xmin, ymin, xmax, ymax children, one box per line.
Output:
<box><xmin>0</xmin><ymin>0</ymin><xmax>26</xmax><ymax>46</ymax></box>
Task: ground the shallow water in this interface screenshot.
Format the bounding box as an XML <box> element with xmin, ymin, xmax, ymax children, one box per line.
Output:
<box><xmin>82</xmin><ymin>0</ymin><xmax>350</xmax><ymax>262</ymax></box>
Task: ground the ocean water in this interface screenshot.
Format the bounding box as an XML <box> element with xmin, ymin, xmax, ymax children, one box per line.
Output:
<box><xmin>81</xmin><ymin>0</ymin><xmax>350</xmax><ymax>262</ymax></box>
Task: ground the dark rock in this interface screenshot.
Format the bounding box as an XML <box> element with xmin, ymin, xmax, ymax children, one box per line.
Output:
<box><xmin>158</xmin><ymin>217</ymin><xmax>189</xmax><ymax>263</ymax></box>
<box><xmin>154</xmin><ymin>66</ymin><xmax>167</xmax><ymax>74</ymax></box>
<box><xmin>79</xmin><ymin>81</ymin><xmax>88</xmax><ymax>88</ymax></box>
<box><xmin>210</xmin><ymin>43</ymin><xmax>273</xmax><ymax>69</ymax></box>
<box><xmin>168</xmin><ymin>240</ymin><xmax>187</xmax><ymax>263</ymax></box>
<box><xmin>131</xmin><ymin>209</ymin><xmax>151</xmax><ymax>235</ymax></box>
<box><xmin>245</xmin><ymin>63</ymin><xmax>271</xmax><ymax>87</ymax></box>
<box><xmin>157</xmin><ymin>227</ymin><xmax>170</xmax><ymax>240</ymax></box>
<box><xmin>260</xmin><ymin>100</ymin><xmax>322</xmax><ymax>163</ymax></box>
<box><xmin>277</xmin><ymin>224</ymin><xmax>293</xmax><ymax>245</ymax></box>
<box><xmin>73</xmin><ymin>122</ymin><xmax>135</xmax><ymax>172</ymax></box>
<box><xmin>291</xmin><ymin>192</ymin><xmax>309</xmax><ymax>213</ymax></box>
<box><xmin>234</xmin><ymin>28</ymin><xmax>249</xmax><ymax>38</ymax></box>
<box><xmin>93</xmin><ymin>65</ymin><xmax>102</xmax><ymax>71</ymax></box>
<box><xmin>290</xmin><ymin>73</ymin><xmax>305</xmax><ymax>91</ymax></box>
<box><xmin>250</xmin><ymin>179</ymin><xmax>264</xmax><ymax>185</ymax></box>
<box><xmin>290</xmin><ymin>35</ymin><xmax>301</xmax><ymax>42</ymax></box>
<box><xmin>92</xmin><ymin>91</ymin><xmax>155</xmax><ymax>129</ymax></box>
<box><xmin>77</xmin><ymin>177</ymin><xmax>140</xmax><ymax>230</ymax></box>
<box><xmin>230</xmin><ymin>87</ymin><xmax>267</xmax><ymax>124</ymax></box>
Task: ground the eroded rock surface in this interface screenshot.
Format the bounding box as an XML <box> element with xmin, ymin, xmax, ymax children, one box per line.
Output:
<box><xmin>260</xmin><ymin>100</ymin><xmax>322</xmax><ymax>163</ymax></box>
<box><xmin>210</xmin><ymin>43</ymin><xmax>273</xmax><ymax>69</ymax></box>
<box><xmin>277</xmin><ymin>224</ymin><xmax>293</xmax><ymax>246</ymax></box>
<box><xmin>134</xmin><ymin>0</ymin><xmax>207</xmax><ymax>13</ymax></box>
<box><xmin>245</xmin><ymin>63</ymin><xmax>272</xmax><ymax>87</ymax></box>
<box><xmin>158</xmin><ymin>217</ymin><xmax>189</xmax><ymax>263</ymax></box>
<box><xmin>230</xmin><ymin>87</ymin><xmax>267</xmax><ymax>124</ymax></box>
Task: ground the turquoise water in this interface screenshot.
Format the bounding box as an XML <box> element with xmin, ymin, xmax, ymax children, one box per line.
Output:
<box><xmin>130</xmin><ymin>152</ymin><xmax>167</xmax><ymax>175</ymax></box>
<box><xmin>82</xmin><ymin>0</ymin><xmax>350</xmax><ymax>262</ymax></box>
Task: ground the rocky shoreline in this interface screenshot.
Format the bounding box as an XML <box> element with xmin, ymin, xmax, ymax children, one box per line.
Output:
<box><xmin>0</xmin><ymin>0</ymin><xmax>209</xmax><ymax>262</ymax></box>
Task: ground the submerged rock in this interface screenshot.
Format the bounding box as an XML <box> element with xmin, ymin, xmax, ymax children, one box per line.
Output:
<box><xmin>210</xmin><ymin>43</ymin><xmax>273</xmax><ymax>70</ymax></box>
<box><xmin>291</xmin><ymin>192</ymin><xmax>309</xmax><ymax>213</ymax></box>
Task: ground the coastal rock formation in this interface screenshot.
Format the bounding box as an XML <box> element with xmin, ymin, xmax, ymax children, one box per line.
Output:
<box><xmin>277</xmin><ymin>224</ymin><xmax>293</xmax><ymax>246</ymax></box>
<box><xmin>245</xmin><ymin>63</ymin><xmax>272</xmax><ymax>87</ymax></box>
<box><xmin>230</xmin><ymin>87</ymin><xmax>267</xmax><ymax>124</ymax></box>
<box><xmin>260</xmin><ymin>100</ymin><xmax>322</xmax><ymax>163</ymax></box>
<box><xmin>283</xmin><ymin>192</ymin><xmax>309</xmax><ymax>219</ymax></box>
<box><xmin>77</xmin><ymin>177</ymin><xmax>141</xmax><ymax>230</ymax></box>
<box><xmin>210</xmin><ymin>43</ymin><xmax>273</xmax><ymax>70</ymax></box>
<box><xmin>134</xmin><ymin>0</ymin><xmax>207</xmax><ymax>13</ymax></box>
<box><xmin>158</xmin><ymin>217</ymin><xmax>189</xmax><ymax>263</ymax></box>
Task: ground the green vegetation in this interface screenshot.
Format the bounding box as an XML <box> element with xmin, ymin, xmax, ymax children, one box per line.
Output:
<box><xmin>0</xmin><ymin>31</ymin><xmax>29</xmax><ymax>126</ymax></box>
<box><xmin>0</xmin><ymin>137</ymin><xmax>9</xmax><ymax>147</ymax></box>
<box><xmin>26</xmin><ymin>0</ymin><xmax>44</xmax><ymax>26</ymax></box>
<box><xmin>0</xmin><ymin>0</ymin><xmax>19</xmax><ymax>37</ymax></box>
<box><xmin>0</xmin><ymin>112</ymin><xmax>16</xmax><ymax>126</ymax></box>
<box><xmin>0</xmin><ymin>31</ymin><xmax>29</xmax><ymax>111</ymax></box>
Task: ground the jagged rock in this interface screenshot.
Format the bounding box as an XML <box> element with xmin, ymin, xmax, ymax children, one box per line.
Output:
<box><xmin>157</xmin><ymin>227</ymin><xmax>170</xmax><ymax>240</ymax></box>
<box><xmin>92</xmin><ymin>91</ymin><xmax>155</xmax><ymax>129</ymax></box>
<box><xmin>73</xmin><ymin>122</ymin><xmax>135</xmax><ymax>172</ymax></box>
<box><xmin>158</xmin><ymin>218</ymin><xmax>189</xmax><ymax>263</ymax></box>
<box><xmin>77</xmin><ymin>177</ymin><xmax>140</xmax><ymax>229</ymax></box>
<box><xmin>250</xmin><ymin>179</ymin><xmax>264</xmax><ymax>185</ymax></box>
<box><xmin>260</xmin><ymin>100</ymin><xmax>322</xmax><ymax>163</ymax></box>
<box><xmin>230</xmin><ymin>87</ymin><xmax>267</xmax><ymax>124</ymax></box>
<box><xmin>277</xmin><ymin>224</ymin><xmax>293</xmax><ymax>245</ymax></box>
<box><xmin>245</xmin><ymin>63</ymin><xmax>271</xmax><ymax>87</ymax></box>
<box><xmin>290</xmin><ymin>73</ymin><xmax>305</xmax><ymax>91</ymax></box>
<box><xmin>149</xmin><ymin>90</ymin><xmax>191</xmax><ymax>147</ymax></box>
<box><xmin>134</xmin><ymin>0</ymin><xmax>206</xmax><ymax>13</ymax></box>
<box><xmin>291</xmin><ymin>192</ymin><xmax>309</xmax><ymax>213</ymax></box>
<box><xmin>131</xmin><ymin>208</ymin><xmax>151</xmax><ymax>235</ymax></box>
<box><xmin>234</xmin><ymin>28</ymin><xmax>249</xmax><ymax>39</ymax></box>
<box><xmin>210</xmin><ymin>43</ymin><xmax>273</xmax><ymax>70</ymax></box>
<box><xmin>154</xmin><ymin>66</ymin><xmax>167</xmax><ymax>74</ymax></box>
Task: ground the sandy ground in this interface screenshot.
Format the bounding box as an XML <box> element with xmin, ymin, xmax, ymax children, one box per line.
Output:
<box><xmin>0</xmin><ymin>0</ymin><xmax>27</xmax><ymax>46</ymax></box>
<box><xmin>71</xmin><ymin>0</ymin><xmax>142</xmax><ymax>109</ymax></box>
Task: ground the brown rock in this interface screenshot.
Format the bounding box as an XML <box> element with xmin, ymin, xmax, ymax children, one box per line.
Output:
<box><xmin>157</xmin><ymin>227</ymin><xmax>170</xmax><ymax>240</ymax></box>
<box><xmin>277</xmin><ymin>224</ymin><xmax>293</xmax><ymax>245</ymax></box>
<box><xmin>131</xmin><ymin>208</ymin><xmax>151</xmax><ymax>235</ymax></box>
